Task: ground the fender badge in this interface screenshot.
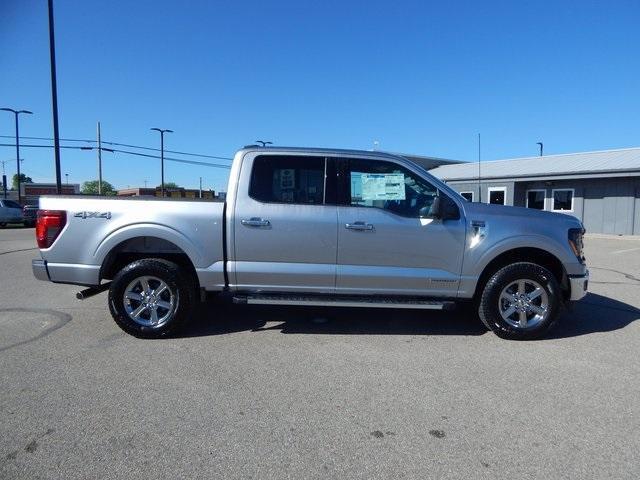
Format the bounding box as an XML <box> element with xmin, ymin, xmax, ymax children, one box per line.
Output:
<box><xmin>74</xmin><ymin>211</ymin><xmax>112</xmax><ymax>220</ymax></box>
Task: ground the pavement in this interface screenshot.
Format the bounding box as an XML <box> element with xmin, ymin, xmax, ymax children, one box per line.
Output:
<box><xmin>1</xmin><ymin>227</ymin><xmax>639</xmax><ymax>479</ymax></box>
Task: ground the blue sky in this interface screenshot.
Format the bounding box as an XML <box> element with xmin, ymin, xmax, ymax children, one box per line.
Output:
<box><xmin>1</xmin><ymin>0</ymin><xmax>639</xmax><ymax>191</ymax></box>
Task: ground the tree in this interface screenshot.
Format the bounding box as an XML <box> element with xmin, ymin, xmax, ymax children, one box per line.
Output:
<box><xmin>157</xmin><ymin>182</ymin><xmax>180</xmax><ymax>189</ymax></box>
<box><xmin>12</xmin><ymin>173</ymin><xmax>33</xmax><ymax>190</ymax></box>
<box><xmin>81</xmin><ymin>180</ymin><xmax>117</xmax><ymax>195</ymax></box>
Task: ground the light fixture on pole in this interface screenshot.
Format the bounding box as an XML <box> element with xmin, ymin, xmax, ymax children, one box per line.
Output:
<box><xmin>151</xmin><ymin>128</ymin><xmax>173</xmax><ymax>197</ymax></box>
<box><xmin>255</xmin><ymin>140</ymin><xmax>272</xmax><ymax>147</ymax></box>
<box><xmin>1</xmin><ymin>108</ymin><xmax>33</xmax><ymax>204</ymax></box>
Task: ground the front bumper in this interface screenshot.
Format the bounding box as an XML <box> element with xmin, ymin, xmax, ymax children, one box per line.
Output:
<box><xmin>32</xmin><ymin>259</ymin><xmax>50</xmax><ymax>281</ymax></box>
<box><xmin>568</xmin><ymin>270</ymin><xmax>589</xmax><ymax>301</ymax></box>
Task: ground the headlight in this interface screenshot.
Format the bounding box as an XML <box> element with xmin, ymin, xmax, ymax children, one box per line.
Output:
<box><xmin>568</xmin><ymin>227</ymin><xmax>585</xmax><ymax>263</ymax></box>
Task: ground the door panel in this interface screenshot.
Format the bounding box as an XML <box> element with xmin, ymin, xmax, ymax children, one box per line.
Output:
<box><xmin>335</xmin><ymin>157</ymin><xmax>466</xmax><ymax>296</ymax></box>
<box><xmin>337</xmin><ymin>206</ymin><xmax>465</xmax><ymax>295</ymax></box>
<box><xmin>232</xmin><ymin>154</ymin><xmax>337</xmax><ymax>293</ymax></box>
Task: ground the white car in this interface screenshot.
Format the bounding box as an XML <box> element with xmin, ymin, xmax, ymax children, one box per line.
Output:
<box><xmin>0</xmin><ymin>199</ymin><xmax>25</xmax><ymax>227</ymax></box>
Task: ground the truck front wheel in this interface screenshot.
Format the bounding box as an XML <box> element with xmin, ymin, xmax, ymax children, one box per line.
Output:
<box><xmin>108</xmin><ymin>258</ymin><xmax>196</xmax><ymax>338</ymax></box>
<box><xmin>478</xmin><ymin>262</ymin><xmax>561</xmax><ymax>340</ymax></box>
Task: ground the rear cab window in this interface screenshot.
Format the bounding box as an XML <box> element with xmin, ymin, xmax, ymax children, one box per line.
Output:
<box><xmin>249</xmin><ymin>155</ymin><xmax>335</xmax><ymax>205</ymax></box>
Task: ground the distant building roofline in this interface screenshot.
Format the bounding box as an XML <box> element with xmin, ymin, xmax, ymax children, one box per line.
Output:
<box><xmin>430</xmin><ymin>145</ymin><xmax>640</xmax><ymax>181</ymax></box>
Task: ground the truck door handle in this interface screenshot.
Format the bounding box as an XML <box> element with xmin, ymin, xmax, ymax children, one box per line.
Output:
<box><xmin>345</xmin><ymin>221</ymin><xmax>374</xmax><ymax>231</ymax></box>
<box><xmin>241</xmin><ymin>217</ymin><xmax>271</xmax><ymax>227</ymax></box>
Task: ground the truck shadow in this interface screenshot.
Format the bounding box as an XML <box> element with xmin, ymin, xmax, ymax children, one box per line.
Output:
<box><xmin>547</xmin><ymin>292</ymin><xmax>640</xmax><ymax>339</ymax></box>
<box><xmin>182</xmin><ymin>293</ymin><xmax>639</xmax><ymax>339</ymax></box>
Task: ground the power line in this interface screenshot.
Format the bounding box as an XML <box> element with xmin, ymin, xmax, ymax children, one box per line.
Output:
<box><xmin>0</xmin><ymin>134</ymin><xmax>233</xmax><ymax>161</ymax></box>
<box><xmin>109</xmin><ymin>147</ymin><xmax>231</xmax><ymax>169</ymax></box>
<box><xmin>0</xmin><ymin>143</ymin><xmax>231</xmax><ymax>169</ymax></box>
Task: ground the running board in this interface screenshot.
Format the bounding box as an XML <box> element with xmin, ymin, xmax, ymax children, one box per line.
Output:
<box><xmin>232</xmin><ymin>294</ymin><xmax>456</xmax><ymax>310</ymax></box>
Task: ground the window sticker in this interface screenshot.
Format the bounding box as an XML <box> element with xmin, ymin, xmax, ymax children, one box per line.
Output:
<box><xmin>358</xmin><ymin>173</ymin><xmax>406</xmax><ymax>200</ymax></box>
<box><xmin>279</xmin><ymin>169</ymin><xmax>295</xmax><ymax>189</ymax></box>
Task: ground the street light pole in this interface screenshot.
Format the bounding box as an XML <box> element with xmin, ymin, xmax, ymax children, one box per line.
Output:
<box><xmin>48</xmin><ymin>0</ymin><xmax>62</xmax><ymax>194</ymax></box>
<box><xmin>1</xmin><ymin>108</ymin><xmax>33</xmax><ymax>204</ymax></box>
<box><xmin>537</xmin><ymin>142</ymin><xmax>543</xmax><ymax>157</ymax></box>
<box><xmin>151</xmin><ymin>128</ymin><xmax>173</xmax><ymax>197</ymax></box>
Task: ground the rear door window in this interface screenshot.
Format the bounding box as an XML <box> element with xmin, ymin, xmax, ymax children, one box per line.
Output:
<box><xmin>249</xmin><ymin>155</ymin><xmax>329</xmax><ymax>205</ymax></box>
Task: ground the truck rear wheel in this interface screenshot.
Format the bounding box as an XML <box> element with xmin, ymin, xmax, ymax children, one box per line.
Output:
<box><xmin>478</xmin><ymin>262</ymin><xmax>561</xmax><ymax>340</ymax></box>
<box><xmin>108</xmin><ymin>258</ymin><xmax>196</xmax><ymax>338</ymax></box>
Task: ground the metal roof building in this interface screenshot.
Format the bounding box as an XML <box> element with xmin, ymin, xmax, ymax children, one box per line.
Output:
<box><xmin>429</xmin><ymin>147</ymin><xmax>640</xmax><ymax>235</ymax></box>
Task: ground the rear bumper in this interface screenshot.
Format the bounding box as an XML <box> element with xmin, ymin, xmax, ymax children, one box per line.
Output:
<box><xmin>32</xmin><ymin>259</ymin><xmax>50</xmax><ymax>281</ymax></box>
<box><xmin>32</xmin><ymin>259</ymin><xmax>100</xmax><ymax>286</ymax></box>
<box><xmin>568</xmin><ymin>270</ymin><xmax>589</xmax><ymax>301</ymax></box>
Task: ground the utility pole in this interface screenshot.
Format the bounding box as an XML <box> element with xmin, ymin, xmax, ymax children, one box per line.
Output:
<box><xmin>199</xmin><ymin>177</ymin><xmax>202</xmax><ymax>198</ymax></box>
<box><xmin>48</xmin><ymin>0</ymin><xmax>62</xmax><ymax>194</ymax></box>
<box><xmin>97</xmin><ymin>121</ymin><xmax>102</xmax><ymax>194</ymax></box>
<box><xmin>477</xmin><ymin>133</ymin><xmax>482</xmax><ymax>203</ymax></box>
<box><xmin>1</xmin><ymin>108</ymin><xmax>33</xmax><ymax>204</ymax></box>
<box><xmin>537</xmin><ymin>142</ymin><xmax>543</xmax><ymax>157</ymax></box>
<box><xmin>151</xmin><ymin>128</ymin><xmax>173</xmax><ymax>197</ymax></box>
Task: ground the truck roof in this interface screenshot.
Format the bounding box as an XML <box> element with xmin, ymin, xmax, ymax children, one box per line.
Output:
<box><xmin>238</xmin><ymin>146</ymin><xmax>463</xmax><ymax>170</ymax></box>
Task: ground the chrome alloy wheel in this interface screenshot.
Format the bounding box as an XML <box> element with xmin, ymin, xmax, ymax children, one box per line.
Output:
<box><xmin>498</xmin><ymin>279</ymin><xmax>549</xmax><ymax>329</ymax></box>
<box><xmin>123</xmin><ymin>276</ymin><xmax>177</xmax><ymax>327</ymax></box>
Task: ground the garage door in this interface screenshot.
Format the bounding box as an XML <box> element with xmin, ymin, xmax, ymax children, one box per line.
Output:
<box><xmin>583</xmin><ymin>180</ymin><xmax>635</xmax><ymax>235</ymax></box>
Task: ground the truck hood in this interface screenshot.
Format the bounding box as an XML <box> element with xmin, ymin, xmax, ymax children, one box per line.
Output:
<box><xmin>462</xmin><ymin>202</ymin><xmax>583</xmax><ymax>229</ymax></box>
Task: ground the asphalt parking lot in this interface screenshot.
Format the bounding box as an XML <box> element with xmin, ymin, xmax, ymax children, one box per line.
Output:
<box><xmin>1</xmin><ymin>227</ymin><xmax>639</xmax><ymax>479</ymax></box>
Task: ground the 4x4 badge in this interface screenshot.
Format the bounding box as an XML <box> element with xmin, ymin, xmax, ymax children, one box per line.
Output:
<box><xmin>74</xmin><ymin>211</ymin><xmax>112</xmax><ymax>220</ymax></box>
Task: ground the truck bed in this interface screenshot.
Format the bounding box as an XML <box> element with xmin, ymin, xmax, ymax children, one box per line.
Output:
<box><xmin>36</xmin><ymin>196</ymin><xmax>226</xmax><ymax>289</ymax></box>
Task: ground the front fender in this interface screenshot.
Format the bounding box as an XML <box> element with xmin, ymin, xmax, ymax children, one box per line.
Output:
<box><xmin>455</xmin><ymin>233</ymin><xmax>577</xmax><ymax>298</ymax></box>
<box><xmin>470</xmin><ymin>234</ymin><xmax>572</xmax><ymax>278</ymax></box>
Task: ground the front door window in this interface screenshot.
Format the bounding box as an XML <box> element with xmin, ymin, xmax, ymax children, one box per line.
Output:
<box><xmin>346</xmin><ymin>158</ymin><xmax>439</xmax><ymax>218</ymax></box>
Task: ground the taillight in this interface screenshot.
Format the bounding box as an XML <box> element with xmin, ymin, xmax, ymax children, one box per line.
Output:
<box><xmin>36</xmin><ymin>210</ymin><xmax>67</xmax><ymax>249</ymax></box>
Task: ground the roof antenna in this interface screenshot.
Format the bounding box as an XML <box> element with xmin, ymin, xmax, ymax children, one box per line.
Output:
<box><xmin>537</xmin><ymin>142</ymin><xmax>543</xmax><ymax>157</ymax></box>
<box><xmin>477</xmin><ymin>133</ymin><xmax>481</xmax><ymax>203</ymax></box>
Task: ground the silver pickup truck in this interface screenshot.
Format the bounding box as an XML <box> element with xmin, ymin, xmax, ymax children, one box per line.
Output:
<box><xmin>32</xmin><ymin>146</ymin><xmax>588</xmax><ymax>339</ymax></box>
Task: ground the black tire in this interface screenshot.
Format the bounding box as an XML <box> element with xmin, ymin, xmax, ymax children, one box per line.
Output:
<box><xmin>108</xmin><ymin>258</ymin><xmax>197</xmax><ymax>338</ymax></box>
<box><xmin>478</xmin><ymin>262</ymin><xmax>561</xmax><ymax>340</ymax></box>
